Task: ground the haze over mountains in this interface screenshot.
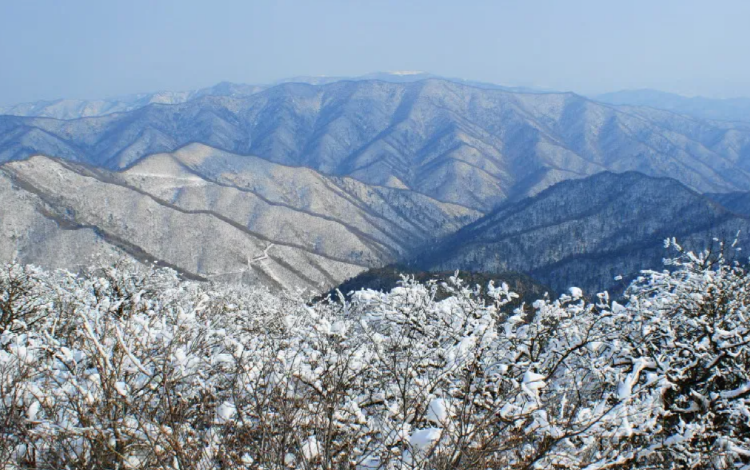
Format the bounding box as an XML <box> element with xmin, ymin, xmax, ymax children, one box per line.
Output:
<box><xmin>596</xmin><ymin>89</ymin><xmax>750</xmax><ymax>123</ymax></box>
<box><xmin>0</xmin><ymin>82</ymin><xmax>267</xmax><ymax>120</ymax></box>
<box><xmin>0</xmin><ymin>72</ymin><xmax>538</xmax><ymax>120</ymax></box>
<box><xmin>2</xmin><ymin>74</ymin><xmax>750</xmax><ymax>294</ymax></box>
<box><xmin>5</xmin><ymin>73</ymin><xmax>748</xmax><ymax>125</ymax></box>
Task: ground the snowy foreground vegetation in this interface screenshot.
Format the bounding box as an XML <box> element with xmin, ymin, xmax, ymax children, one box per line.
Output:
<box><xmin>2</xmin><ymin>241</ymin><xmax>750</xmax><ymax>469</ymax></box>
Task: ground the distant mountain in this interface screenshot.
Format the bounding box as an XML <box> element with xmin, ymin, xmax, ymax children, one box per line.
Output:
<box><xmin>705</xmin><ymin>191</ymin><xmax>750</xmax><ymax>217</ymax></box>
<box><xmin>3</xmin><ymin>79</ymin><xmax>750</xmax><ymax>212</ymax></box>
<box><xmin>0</xmin><ymin>82</ymin><xmax>267</xmax><ymax>120</ymax></box>
<box><xmin>279</xmin><ymin>72</ymin><xmax>542</xmax><ymax>92</ymax></box>
<box><xmin>414</xmin><ymin>171</ymin><xmax>750</xmax><ymax>295</ymax></box>
<box><xmin>0</xmin><ymin>92</ymin><xmax>190</xmax><ymax>120</ymax></box>
<box><xmin>0</xmin><ymin>144</ymin><xmax>476</xmax><ymax>292</ymax></box>
<box><xmin>0</xmin><ymin>73</ymin><xmax>540</xmax><ymax>120</ymax></box>
<box><xmin>595</xmin><ymin>89</ymin><xmax>750</xmax><ymax>123</ymax></box>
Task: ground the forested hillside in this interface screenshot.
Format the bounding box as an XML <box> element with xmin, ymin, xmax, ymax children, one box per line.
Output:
<box><xmin>416</xmin><ymin>171</ymin><xmax>750</xmax><ymax>293</ymax></box>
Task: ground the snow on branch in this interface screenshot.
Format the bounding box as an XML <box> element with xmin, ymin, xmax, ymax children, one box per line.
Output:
<box><xmin>1</xmin><ymin>242</ymin><xmax>750</xmax><ymax>469</ymax></box>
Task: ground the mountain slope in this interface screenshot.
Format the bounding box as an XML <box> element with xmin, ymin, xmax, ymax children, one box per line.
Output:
<box><xmin>415</xmin><ymin>171</ymin><xmax>750</xmax><ymax>294</ymax></box>
<box><xmin>0</xmin><ymin>73</ymin><xmax>538</xmax><ymax>120</ymax></box>
<box><xmin>706</xmin><ymin>191</ymin><xmax>750</xmax><ymax>217</ymax></box>
<box><xmin>0</xmin><ymin>146</ymin><xmax>477</xmax><ymax>292</ymax></box>
<box><xmin>596</xmin><ymin>89</ymin><xmax>750</xmax><ymax>123</ymax></box>
<box><xmin>0</xmin><ymin>82</ymin><xmax>267</xmax><ymax>120</ymax></box>
<box><xmin>2</xmin><ymin>79</ymin><xmax>750</xmax><ymax>212</ymax></box>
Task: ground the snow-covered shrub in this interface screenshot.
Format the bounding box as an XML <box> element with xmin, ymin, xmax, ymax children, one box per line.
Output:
<box><xmin>0</xmin><ymin>263</ymin><xmax>51</xmax><ymax>334</ymax></box>
<box><xmin>602</xmin><ymin>239</ymin><xmax>750</xmax><ymax>468</ymax></box>
<box><xmin>1</xmin><ymin>242</ymin><xmax>749</xmax><ymax>469</ymax></box>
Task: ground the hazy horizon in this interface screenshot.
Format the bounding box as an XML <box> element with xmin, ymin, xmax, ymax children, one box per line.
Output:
<box><xmin>2</xmin><ymin>0</ymin><xmax>749</xmax><ymax>105</ymax></box>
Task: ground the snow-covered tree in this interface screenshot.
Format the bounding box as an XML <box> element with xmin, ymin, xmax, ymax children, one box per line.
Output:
<box><xmin>1</xmin><ymin>240</ymin><xmax>749</xmax><ymax>469</ymax></box>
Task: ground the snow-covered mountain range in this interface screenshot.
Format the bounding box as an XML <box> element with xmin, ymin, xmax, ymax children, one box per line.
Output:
<box><xmin>2</xmin><ymin>74</ymin><xmax>750</xmax><ymax>292</ymax></box>
<box><xmin>0</xmin><ymin>82</ymin><xmax>266</xmax><ymax>120</ymax></box>
<box><xmin>596</xmin><ymin>89</ymin><xmax>750</xmax><ymax>123</ymax></box>
<box><xmin>0</xmin><ymin>72</ymin><xmax>541</xmax><ymax>120</ymax></box>
<box><xmin>415</xmin><ymin>171</ymin><xmax>750</xmax><ymax>293</ymax></box>
<box><xmin>0</xmin><ymin>144</ymin><xmax>475</xmax><ymax>291</ymax></box>
<box><xmin>3</xmin><ymin>78</ymin><xmax>750</xmax><ymax>211</ymax></box>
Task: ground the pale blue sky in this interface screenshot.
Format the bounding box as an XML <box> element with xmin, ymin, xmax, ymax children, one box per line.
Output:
<box><xmin>1</xmin><ymin>0</ymin><xmax>748</xmax><ymax>105</ymax></box>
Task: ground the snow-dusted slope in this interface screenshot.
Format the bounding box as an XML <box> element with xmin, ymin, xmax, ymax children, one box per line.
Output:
<box><xmin>596</xmin><ymin>89</ymin><xmax>750</xmax><ymax>123</ymax></box>
<box><xmin>0</xmin><ymin>82</ymin><xmax>266</xmax><ymax>120</ymax></box>
<box><xmin>706</xmin><ymin>191</ymin><xmax>750</xmax><ymax>217</ymax></box>
<box><xmin>2</xmin><ymin>79</ymin><xmax>750</xmax><ymax>212</ymax></box>
<box><xmin>417</xmin><ymin>171</ymin><xmax>750</xmax><ymax>293</ymax></box>
<box><xmin>0</xmin><ymin>146</ymin><xmax>478</xmax><ymax>292</ymax></box>
<box><xmin>0</xmin><ymin>73</ymin><xmax>532</xmax><ymax>120</ymax></box>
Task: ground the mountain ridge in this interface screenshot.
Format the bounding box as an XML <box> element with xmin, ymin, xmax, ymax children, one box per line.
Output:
<box><xmin>0</xmin><ymin>144</ymin><xmax>478</xmax><ymax>291</ymax></box>
<box><xmin>413</xmin><ymin>170</ymin><xmax>750</xmax><ymax>294</ymax></box>
<box><xmin>596</xmin><ymin>88</ymin><xmax>750</xmax><ymax>123</ymax></box>
<box><xmin>3</xmin><ymin>78</ymin><xmax>750</xmax><ymax>212</ymax></box>
<box><xmin>0</xmin><ymin>72</ymin><xmax>546</xmax><ymax>120</ymax></box>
